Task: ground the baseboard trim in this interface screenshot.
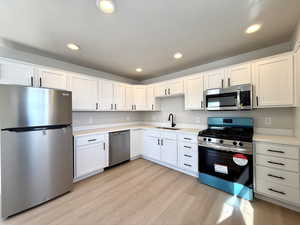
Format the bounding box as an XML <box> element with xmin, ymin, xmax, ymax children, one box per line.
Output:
<box><xmin>73</xmin><ymin>169</ymin><xmax>104</xmax><ymax>183</ymax></box>
<box><xmin>255</xmin><ymin>193</ymin><xmax>300</xmax><ymax>212</ymax></box>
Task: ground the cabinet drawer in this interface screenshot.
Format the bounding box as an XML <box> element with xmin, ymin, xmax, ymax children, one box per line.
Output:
<box><xmin>76</xmin><ymin>134</ymin><xmax>105</xmax><ymax>147</ymax></box>
<box><xmin>145</xmin><ymin>130</ymin><xmax>161</xmax><ymax>138</ymax></box>
<box><xmin>256</xmin><ymin>142</ymin><xmax>299</xmax><ymax>159</ymax></box>
<box><xmin>179</xmin><ymin>134</ymin><xmax>198</xmax><ymax>144</ymax></box>
<box><xmin>181</xmin><ymin>158</ymin><xmax>197</xmax><ymax>172</ymax></box>
<box><xmin>179</xmin><ymin>143</ymin><xmax>197</xmax><ymax>157</ymax></box>
<box><xmin>162</xmin><ymin>131</ymin><xmax>177</xmax><ymax>141</ymax></box>
<box><xmin>256</xmin><ymin>155</ymin><xmax>299</xmax><ymax>172</ymax></box>
<box><xmin>256</xmin><ymin>179</ymin><xmax>300</xmax><ymax>205</ymax></box>
<box><xmin>256</xmin><ymin>165</ymin><xmax>299</xmax><ymax>188</ymax></box>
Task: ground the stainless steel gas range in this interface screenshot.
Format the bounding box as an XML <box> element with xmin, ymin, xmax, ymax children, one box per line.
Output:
<box><xmin>198</xmin><ymin>117</ymin><xmax>254</xmax><ymax>200</ymax></box>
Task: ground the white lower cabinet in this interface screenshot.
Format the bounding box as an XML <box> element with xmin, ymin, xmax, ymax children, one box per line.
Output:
<box><xmin>178</xmin><ymin>134</ymin><xmax>198</xmax><ymax>173</ymax></box>
<box><xmin>144</xmin><ymin>134</ymin><xmax>161</xmax><ymax>161</ymax></box>
<box><xmin>161</xmin><ymin>138</ymin><xmax>177</xmax><ymax>166</ymax></box>
<box><xmin>74</xmin><ymin>134</ymin><xmax>108</xmax><ymax>181</ymax></box>
<box><xmin>255</xmin><ymin>141</ymin><xmax>300</xmax><ymax>206</ymax></box>
<box><xmin>130</xmin><ymin>129</ymin><xmax>144</xmax><ymax>158</ymax></box>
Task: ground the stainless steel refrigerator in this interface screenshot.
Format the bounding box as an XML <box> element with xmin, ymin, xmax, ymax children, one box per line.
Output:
<box><xmin>0</xmin><ymin>85</ymin><xmax>73</xmax><ymax>218</ymax></box>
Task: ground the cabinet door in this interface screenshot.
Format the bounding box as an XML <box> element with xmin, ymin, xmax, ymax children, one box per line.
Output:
<box><xmin>125</xmin><ymin>85</ymin><xmax>134</xmax><ymax>111</ymax></box>
<box><xmin>184</xmin><ymin>74</ymin><xmax>204</xmax><ymax>110</ymax></box>
<box><xmin>203</xmin><ymin>69</ymin><xmax>225</xmax><ymax>90</ymax></box>
<box><xmin>38</xmin><ymin>68</ymin><xmax>68</xmax><ymax>90</ymax></box>
<box><xmin>144</xmin><ymin>136</ymin><xmax>161</xmax><ymax>161</ymax></box>
<box><xmin>134</xmin><ymin>86</ymin><xmax>147</xmax><ymax>110</ymax></box>
<box><xmin>156</xmin><ymin>83</ymin><xmax>168</xmax><ymax>97</ymax></box>
<box><xmin>100</xmin><ymin>80</ymin><xmax>114</xmax><ymax>111</ymax></box>
<box><xmin>113</xmin><ymin>83</ymin><xmax>126</xmax><ymax>111</ymax></box>
<box><xmin>161</xmin><ymin>139</ymin><xmax>177</xmax><ymax>166</ymax></box>
<box><xmin>253</xmin><ymin>54</ymin><xmax>294</xmax><ymax>107</ymax></box>
<box><xmin>76</xmin><ymin>143</ymin><xmax>103</xmax><ymax>178</ymax></box>
<box><xmin>0</xmin><ymin>61</ymin><xmax>35</xmax><ymax>86</ymax></box>
<box><xmin>168</xmin><ymin>79</ymin><xmax>184</xmax><ymax>96</ymax></box>
<box><xmin>70</xmin><ymin>75</ymin><xmax>98</xmax><ymax>111</ymax></box>
<box><xmin>227</xmin><ymin>63</ymin><xmax>251</xmax><ymax>87</ymax></box>
<box><xmin>146</xmin><ymin>86</ymin><xmax>158</xmax><ymax>111</ymax></box>
<box><xmin>130</xmin><ymin>129</ymin><xmax>144</xmax><ymax>158</ymax></box>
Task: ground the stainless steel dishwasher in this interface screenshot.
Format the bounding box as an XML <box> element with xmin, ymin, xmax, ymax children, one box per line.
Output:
<box><xmin>109</xmin><ymin>130</ymin><xmax>130</xmax><ymax>167</ymax></box>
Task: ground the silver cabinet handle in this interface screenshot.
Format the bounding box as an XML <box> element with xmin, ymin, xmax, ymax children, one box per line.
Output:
<box><xmin>152</xmin><ymin>104</ymin><xmax>154</xmax><ymax>110</ymax></box>
<box><xmin>184</xmin><ymin>163</ymin><xmax>192</xmax><ymax>167</ymax></box>
<box><xmin>256</xmin><ymin>96</ymin><xmax>259</xmax><ymax>107</ymax></box>
<box><xmin>111</xmin><ymin>104</ymin><xmax>113</xmax><ymax>110</ymax></box>
<box><xmin>96</xmin><ymin>103</ymin><xmax>99</xmax><ymax>110</ymax></box>
<box><xmin>221</xmin><ymin>79</ymin><xmax>224</xmax><ymax>88</ymax></box>
<box><xmin>267</xmin><ymin>174</ymin><xmax>285</xmax><ymax>180</ymax></box>
<box><xmin>161</xmin><ymin>139</ymin><xmax>163</xmax><ymax>146</ymax></box>
<box><xmin>184</xmin><ymin>154</ymin><xmax>192</xmax><ymax>158</ymax></box>
<box><xmin>31</xmin><ymin>76</ymin><xmax>34</xmax><ymax>86</ymax></box>
<box><xmin>228</xmin><ymin>78</ymin><xmax>230</xmax><ymax>87</ymax></box>
<box><xmin>88</xmin><ymin>139</ymin><xmax>97</xmax><ymax>142</ymax></box>
<box><xmin>168</xmin><ymin>88</ymin><xmax>170</xmax><ymax>95</ymax></box>
<box><xmin>39</xmin><ymin>77</ymin><xmax>42</xmax><ymax>87</ymax></box>
<box><xmin>115</xmin><ymin>104</ymin><xmax>117</xmax><ymax>110</ymax></box>
<box><xmin>158</xmin><ymin>139</ymin><xmax>160</xmax><ymax>145</ymax></box>
<box><xmin>201</xmin><ymin>101</ymin><xmax>203</xmax><ymax>108</ymax></box>
<box><xmin>165</xmin><ymin>89</ymin><xmax>167</xmax><ymax>95</ymax></box>
<box><xmin>184</xmin><ymin>138</ymin><xmax>192</xmax><ymax>140</ymax></box>
<box><xmin>184</xmin><ymin>146</ymin><xmax>191</xmax><ymax>149</ymax></box>
<box><xmin>103</xmin><ymin>142</ymin><xmax>106</xmax><ymax>150</ymax></box>
<box><xmin>132</xmin><ymin>105</ymin><xmax>133</xmax><ymax>110</ymax></box>
<box><xmin>268</xmin><ymin>149</ymin><xmax>284</xmax><ymax>154</ymax></box>
<box><xmin>268</xmin><ymin>188</ymin><xmax>285</xmax><ymax>195</ymax></box>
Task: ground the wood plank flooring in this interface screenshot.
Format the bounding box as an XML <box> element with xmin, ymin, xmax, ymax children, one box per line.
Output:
<box><xmin>1</xmin><ymin>159</ymin><xmax>300</xmax><ymax>225</ymax></box>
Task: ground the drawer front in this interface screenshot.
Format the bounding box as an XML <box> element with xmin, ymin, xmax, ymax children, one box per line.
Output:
<box><xmin>256</xmin><ymin>165</ymin><xmax>299</xmax><ymax>188</ymax></box>
<box><xmin>256</xmin><ymin>179</ymin><xmax>300</xmax><ymax>205</ymax></box>
<box><xmin>162</xmin><ymin>131</ymin><xmax>177</xmax><ymax>141</ymax></box>
<box><xmin>179</xmin><ymin>134</ymin><xmax>198</xmax><ymax>144</ymax></box>
<box><xmin>256</xmin><ymin>142</ymin><xmax>299</xmax><ymax>159</ymax></box>
<box><xmin>76</xmin><ymin>134</ymin><xmax>105</xmax><ymax>147</ymax></box>
<box><xmin>179</xmin><ymin>143</ymin><xmax>198</xmax><ymax>172</ymax></box>
<box><xmin>256</xmin><ymin>155</ymin><xmax>299</xmax><ymax>172</ymax></box>
<box><xmin>144</xmin><ymin>130</ymin><xmax>161</xmax><ymax>138</ymax></box>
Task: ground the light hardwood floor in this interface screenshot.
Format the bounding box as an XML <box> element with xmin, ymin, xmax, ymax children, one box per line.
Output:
<box><xmin>1</xmin><ymin>159</ymin><xmax>300</xmax><ymax>225</ymax></box>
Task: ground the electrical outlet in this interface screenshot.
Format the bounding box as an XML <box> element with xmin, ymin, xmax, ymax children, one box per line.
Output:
<box><xmin>265</xmin><ymin>117</ymin><xmax>272</xmax><ymax>126</ymax></box>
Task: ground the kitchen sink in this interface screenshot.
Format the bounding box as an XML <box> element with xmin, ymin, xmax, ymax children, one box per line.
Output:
<box><xmin>155</xmin><ymin>127</ymin><xmax>181</xmax><ymax>130</ymax></box>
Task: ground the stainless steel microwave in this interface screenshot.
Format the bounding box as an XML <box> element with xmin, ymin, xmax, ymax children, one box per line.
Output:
<box><xmin>204</xmin><ymin>84</ymin><xmax>252</xmax><ymax>111</ymax></box>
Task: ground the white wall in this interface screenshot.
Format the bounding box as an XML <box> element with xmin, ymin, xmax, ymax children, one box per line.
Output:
<box><xmin>142</xmin><ymin>96</ymin><xmax>294</xmax><ymax>131</ymax></box>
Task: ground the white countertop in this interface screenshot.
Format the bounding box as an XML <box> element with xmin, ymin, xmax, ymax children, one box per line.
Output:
<box><xmin>73</xmin><ymin>124</ymin><xmax>201</xmax><ymax>137</ymax></box>
<box><xmin>253</xmin><ymin>134</ymin><xmax>300</xmax><ymax>146</ymax></box>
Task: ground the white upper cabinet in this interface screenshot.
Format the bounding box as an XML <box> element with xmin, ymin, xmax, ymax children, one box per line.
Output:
<box><xmin>100</xmin><ymin>79</ymin><xmax>114</xmax><ymax>111</ymax></box>
<box><xmin>184</xmin><ymin>74</ymin><xmax>204</xmax><ymax>110</ymax></box>
<box><xmin>146</xmin><ymin>85</ymin><xmax>160</xmax><ymax>111</ymax></box>
<box><xmin>203</xmin><ymin>68</ymin><xmax>226</xmax><ymax>90</ymax></box>
<box><xmin>0</xmin><ymin>60</ymin><xmax>35</xmax><ymax>86</ymax></box>
<box><xmin>133</xmin><ymin>85</ymin><xmax>147</xmax><ymax>111</ymax></box>
<box><xmin>113</xmin><ymin>83</ymin><xmax>126</xmax><ymax>111</ymax></box>
<box><xmin>70</xmin><ymin>74</ymin><xmax>98</xmax><ymax>111</ymax></box>
<box><xmin>156</xmin><ymin>79</ymin><xmax>184</xmax><ymax>97</ymax></box>
<box><xmin>125</xmin><ymin>85</ymin><xmax>134</xmax><ymax>111</ymax></box>
<box><xmin>226</xmin><ymin>63</ymin><xmax>252</xmax><ymax>87</ymax></box>
<box><xmin>37</xmin><ymin>68</ymin><xmax>68</xmax><ymax>90</ymax></box>
<box><xmin>253</xmin><ymin>54</ymin><xmax>294</xmax><ymax>107</ymax></box>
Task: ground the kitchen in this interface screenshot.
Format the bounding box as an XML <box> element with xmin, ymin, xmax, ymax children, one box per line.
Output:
<box><xmin>1</xmin><ymin>1</ymin><xmax>300</xmax><ymax>224</ymax></box>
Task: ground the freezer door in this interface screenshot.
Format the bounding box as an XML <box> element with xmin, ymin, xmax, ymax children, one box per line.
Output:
<box><xmin>1</xmin><ymin>126</ymin><xmax>73</xmax><ymax>218</ymax></box>
<box><xmin>0</xmin><ymin>85</ymin><xmax>72</xmax><ymax>129</ymax></box>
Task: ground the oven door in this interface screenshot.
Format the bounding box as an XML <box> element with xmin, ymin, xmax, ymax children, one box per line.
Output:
<box><xmin>198</xmin><ymin>146</ymin><xmax>253</xmax><ymax>187</ymax></box>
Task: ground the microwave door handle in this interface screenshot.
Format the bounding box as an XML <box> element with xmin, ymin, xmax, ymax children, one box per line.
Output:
<box><xmin>237</xmin><ymin>90</ymin><xmax>241</xmax><ymax>110</ymax></box>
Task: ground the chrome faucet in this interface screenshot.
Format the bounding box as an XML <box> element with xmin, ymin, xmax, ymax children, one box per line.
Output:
<box><xmin>168</xmin><ymin>113</ymin><xmax>176</xmax><ymax>128</ymax></box>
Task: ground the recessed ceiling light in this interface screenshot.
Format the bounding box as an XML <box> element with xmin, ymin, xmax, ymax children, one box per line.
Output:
<box><xmin>174</xmin><ymin>52</ymin><xmax>183</xmax><ymax>59</ymax></box>
<box><xmin>67</xmin><ymin>43</ymin><xmax>80</xmax><ymax>51</ymax></box>
<box><xmin>136</xmin><ymin>68</ymin><xmax>143</xmax><ymax>72</ymax></box>
<box><xmin>245</xmin><ymin>24</ymin><xmax>262</xmax><ymax>34</ymax></box>
<box><xmin>96</xmin><ymin>0</ymin><xmax>115</xmax><ymax>14</ymax></box>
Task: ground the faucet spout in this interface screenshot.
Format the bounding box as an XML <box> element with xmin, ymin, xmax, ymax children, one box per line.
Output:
<box><xmin>168</xmin><ymin>113</ymin><xmax>176</xmax><ymax>128</ymax></box>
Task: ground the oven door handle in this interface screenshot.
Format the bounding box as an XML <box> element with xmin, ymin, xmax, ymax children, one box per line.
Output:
<box><xmin>198</xmin><ymin>143</ymin><xmax>253</xmax><ymax>155</ymax></box>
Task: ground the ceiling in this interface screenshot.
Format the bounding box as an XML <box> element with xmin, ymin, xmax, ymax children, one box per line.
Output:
<box><xmin>1</xmin><ymin>0</ymin><xmax>300</xmax><ymax>81</ymax></box>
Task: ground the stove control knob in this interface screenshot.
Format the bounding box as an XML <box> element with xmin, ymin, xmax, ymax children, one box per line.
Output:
<box><xmin>239</xmin><ymin>142</ymin><xmax>243</xmax><ymax>147</ymax></box>
<box><xmin>233</xmin><ymin>141</ymin><xmax>237</xmax><ymax>146</ymax></box>
<box><xmin>208</xmin><ymin>138</ymin><xmax>212</xmax><ymax>142</ymax></box>
<box><xmin>203</xmin><ymin>138</ymin><xmax>207</xmax><ymax>141</ymax></box>
<box><xmin>219</xmin><ymin>140</ymin><xmax>224</xmax><ymax>144</ymax></box>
